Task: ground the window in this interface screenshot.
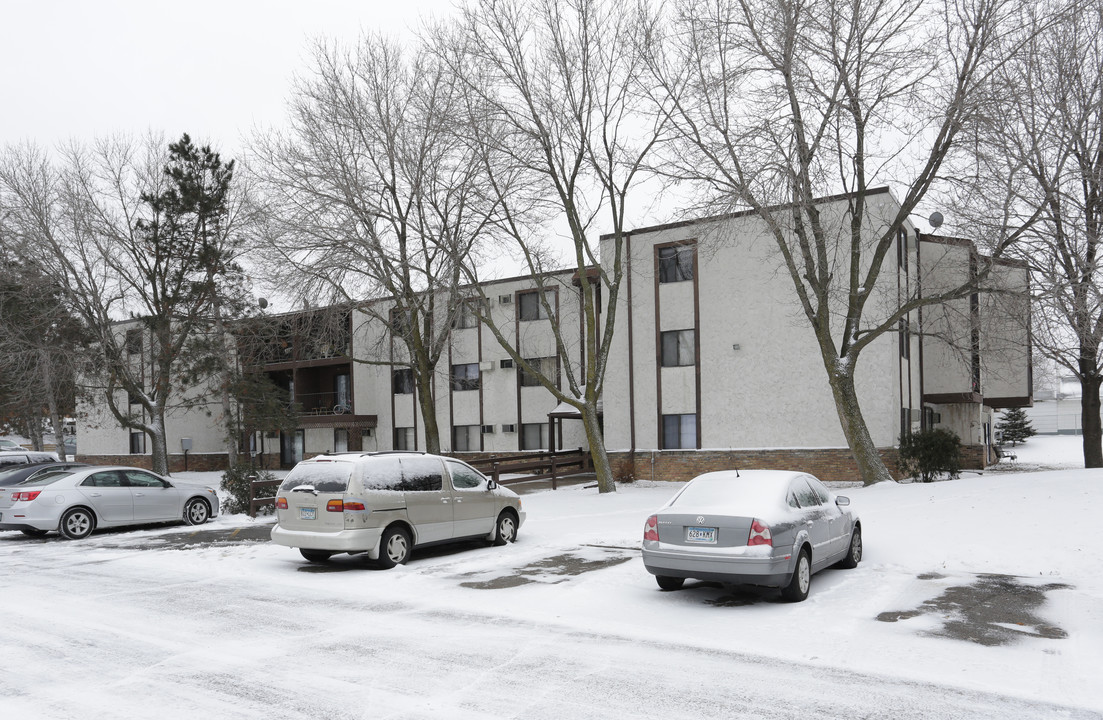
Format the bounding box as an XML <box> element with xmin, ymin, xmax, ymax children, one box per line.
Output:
<box><xmin>129</xmin><ymin>431</ymin><xmax>145</xmax><ymax>454</ymax></box>
<box><xmin>453</xmin><ymin>301</ymin><xmax>481</xmax><ymax>329</ymax></box>
<box><xmin>520</xmin><ymin>357</ymin><xmax>556</xmax><ymax>387</ymax></box>
<box><xmin>792</xmin><ymin>479</ymin><xmax>821</xmax><ymax>508</ymax></box>
<box><xmin>393</xmin><ymin>368</ymin><xmax>415</xmax><ymax>395</ymax></box>
<box><xmin>658</xmin><ymin>246</ymin><xmax>694</xmax><ymax>283</ymax></box>
<box><xmin>446</xmin><ymin>461</ymin><xmax>487</xmax><ymax>490</ymax></box>
<box><xmin>334</xmin><ymin>428</ymin><xmax>348</xmax><ymax>453</ymax></box>
<box><xmin>122</xmin><ymin>470</ymin><xmax>165</xmax><ymax>488</ymax></box>
<box><xmin>394</xmin><ymin>427</ymin><xmax>415</xmax><ymax>451</ymax></box>
<box><xmin>451</xmin><ymin>363</ymin><xmax>480</xmax><ymax>392</ymax></box>
<box><xmin>82</xmin><ymin>472</ymin><xmax>123</xmax><ymax>488</ymax></box>
<box><xmin>660</xmin><ymin>330</ymin><xmax>695</xmax><ymax>367</ymax></box>
<box><xmin>661</xmin><ymin>414</ymin><xmax>696</xmax><ymax>449</ymax></box>
<box><xmin>125</xmin><ymin>328</ymin><xmax>142</xmax><ymax>354</ymax></box>
<box><xmin>519</xmin><ymin>291</ymin><xmax>549</xmax><ymax>321</ymax></box>
<box><xmin>452</xmin><ymin>425</ymin><xmax>480</xmax><ymax>452</ymax></box>
<box><xmin>521</xmin><ymin>422</ymin><xmax>548</xmax><ymax>450</ymax></box>
<box><xmin>398</xmin><ymin>457</ymin><xmax>444</xmax><ymax>492</ymax></box>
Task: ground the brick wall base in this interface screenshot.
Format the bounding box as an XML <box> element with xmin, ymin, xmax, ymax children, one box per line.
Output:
<box><xmin>75</xmin><ymin>453</ymin><xmax>231</xmax><ymax>473</ymax></box>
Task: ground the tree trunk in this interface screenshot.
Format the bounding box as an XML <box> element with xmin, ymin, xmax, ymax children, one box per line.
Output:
<box><xmin>1080</xmin><ymin>372</ymin><xmax>1102</xmax><ymax>468</ymax></box>
<box><xmin>39</xmin><ymin>353</ymin><xmax>65</xmax><ymax>459</ymax></box>
<box><xmin>416</xmin><ymin>368</ymin><xmax>441</xmax><ymax>455</ymax></box>
<box><xmin>581</xmin><ymin>403</ymin><xmax>615</xmax><ymax>494</ymax></box>
<box><xmin>150</xmin><ymin>412</ymin><xmax>170</xmax><ymax>476</ymax></box>
<box><xmin>827</xmin><ymin>363</ymin><xmax>895</xmax><ymax>486</ymax></box>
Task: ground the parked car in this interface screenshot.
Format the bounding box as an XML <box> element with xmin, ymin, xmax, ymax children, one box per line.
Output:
<box><xmin>0</xmin><ymin>466</ymin><xmax>219</xmax><ymax>539</ymax></box>
<box><xmin>0</xmin><ymin>450</ymin><xmax>60</xmax><ymax>468</ymax></box>
<box><xmin>641</xmin><ymin>470</ymin><xmax>861</xmax><ymax>601</ymax></box>
<box><xmin>271</xmin><ymin>452</ymin><xmax>525</xmax><ymax>566</ymax></box>
<box><xmin>0</xmin><ymin>462</ymin><xmax>88</xmax><ymax>488</ymax></box>
<box><xmin>0</xmin><ymin>439</ymin><xmax>25</xmax><ymax>451</ymax></box>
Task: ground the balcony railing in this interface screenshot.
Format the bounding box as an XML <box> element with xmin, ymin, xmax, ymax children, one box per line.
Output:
<box><xmin>296</xmin><ymin>391</ymin><xmax>352</xmax><ymax>415</ymax></box>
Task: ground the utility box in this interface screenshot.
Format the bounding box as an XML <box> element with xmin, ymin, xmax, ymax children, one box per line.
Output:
<box><xmin>180</xmin><ymin>438</ymin><xmax>193</xmax><ymax>452</ymax></box>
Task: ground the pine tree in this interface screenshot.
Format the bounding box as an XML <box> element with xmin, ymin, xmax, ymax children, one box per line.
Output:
<box><xmin>996</xmin><ymin>407</ymin><xmax>1037</xmax><ymax>447</ymax></box>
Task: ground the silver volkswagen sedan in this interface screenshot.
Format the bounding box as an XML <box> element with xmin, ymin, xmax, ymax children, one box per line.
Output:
<box><xmin>0</xmin><ymin>466</ymin><xmax>218</xmax><ymax>539</ymax></box>
<box><xmin>642</xmin><ymin>470</ymin><xmax>861</xmax><ymax>601</ymax></box>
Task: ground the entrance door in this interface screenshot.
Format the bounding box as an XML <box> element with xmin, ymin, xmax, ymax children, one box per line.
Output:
<box><xmin>281</xmin><ymin>429</ymin><xmax>305</xmax><ymax>467</ymax></box>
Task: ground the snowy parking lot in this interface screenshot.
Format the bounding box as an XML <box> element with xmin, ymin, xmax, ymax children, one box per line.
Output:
<box><xmin>1</xmin><ymin>437</ymin><xmax>1101</xmax><ymax>719</ymax></box>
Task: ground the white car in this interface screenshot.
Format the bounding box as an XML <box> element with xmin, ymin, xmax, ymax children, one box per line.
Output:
<box><xmin>0</xmin><ymin>466</ymin><xmax>219</xmax><ymax>539</ymax></box>
<box><xmin>271</xmin><ymin>452</ymin><xmax>525</xmax><ymax>566</ymax></box>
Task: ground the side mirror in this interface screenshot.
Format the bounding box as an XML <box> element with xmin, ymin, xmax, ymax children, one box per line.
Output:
<box><xmin>835</xmin><ymin>496</ymin><xmax>850</xmax><ymax>507</ymax></box>
<box><xmin>487</xmin><ymin>479</ymin><xmax>499</xmax><ymax>490</ymax></box>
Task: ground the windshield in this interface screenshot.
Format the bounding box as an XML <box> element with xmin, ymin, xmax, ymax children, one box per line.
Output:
<box><xmin>278</xmin><ymin>462</ymin><xmax>354</xmax><ymax>493</ymax></box>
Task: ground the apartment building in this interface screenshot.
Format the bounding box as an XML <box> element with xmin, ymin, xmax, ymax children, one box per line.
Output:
<box><xmin>76</xmin><ymin>188</ymin><xmax>1030</xmax><ymax>480</ymax></box>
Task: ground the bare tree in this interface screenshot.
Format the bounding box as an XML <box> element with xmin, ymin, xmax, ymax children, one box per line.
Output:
<box><xmin>644</xmin><ymin>0</ymin><xmax>1039</xmax><ymax>484</ymax></box>
<box><xmin>0</xmin><ymin>134</ymin><xmax>242</xmax><ymax>475</ymax></box>
<box><xmin>978</xmin><ymin>0</ymin><xmax>1103</xmax><ymax>467</ymax></box>
<box><xmin>250</xmin><ymin>34</ymin><xmax>500</xmax><ymax>455</ymax></box>
<box><xmin>432</xmin><ymin>0</ymin><xmax>664</xmax><ymax>493</ymax></box>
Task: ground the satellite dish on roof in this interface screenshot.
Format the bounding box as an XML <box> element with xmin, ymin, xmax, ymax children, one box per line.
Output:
<box><xmin>258</xmin><ymin>297</ymin><xmax>268</xmax><ymax>309</ymax></box>
<box><xmin>929</xmin><ymin>211</ymin><xmax>944</xmax><ymax>229</ymax></box>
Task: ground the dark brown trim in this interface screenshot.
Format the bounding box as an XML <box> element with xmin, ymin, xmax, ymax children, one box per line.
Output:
<box><xmin>692</xmin><ymin>245</ymin><xmax>702</xmax><ymax>449</ymax></box>
<box><xmin>299</xmin><ymin>415</ymin><xmax>378</xmax><ymax>428</ymax></box>
<box><xmin>447</xmin><ymin>343</ymin><xmax>455</xmax><ymax>453</ymax></box>
<box><xmin>478</xmin><ymin>318</ymin><xmax>485</xmax><ymax>452</ymax></box>
<box><xmin>600</xmin><ymin>187</ymin><xmax>892</xmax><ymax>241</ymax></box>
<box><xmin>919</xmin><ymin>234</ymin><xmax>974</xmax><ymax>247</ymax></box>
<box><xmin>513</xmin><ymin>290</ymin><xmax>522</xmax><ymax>451</ymax></box>
<box><xmin>983</xmin><ymin>396</ymin><xmax>1034</xmax><ymax>409</ymax></box>
<box><xmin>626</xmin><ymin>234</ymin><xmax>636</xmax><ymax>454</ymax></box>
<box><xmin>923</xmin><ymin>392</ymin><xmax>983</xmax><ymax>404</ymax></box>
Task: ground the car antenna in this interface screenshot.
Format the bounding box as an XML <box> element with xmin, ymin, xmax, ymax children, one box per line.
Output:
<box><xmin>735</xmin><ymin>468</ymin><xmax>740</xmax><ymax>477</ymax></box>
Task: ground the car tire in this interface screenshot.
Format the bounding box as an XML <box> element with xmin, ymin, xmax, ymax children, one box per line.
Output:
<box><xmin>300</xmin><ymin>549</ymin><xmax>333</xmax><ymax>563</ymax></box>
<box><xmin>377</xmin><ymin>526</ymin><xmax>411</xmax><ymax>569</ymax></box>
<box><xmin>20</xmin><ymin>528</ymin><xmax>48</xmax><ymax>538</ymax></box>
<box><xmin>781</xmin><ymin>548</ymin><xmax>811</xmax><ymax>602</ymax></box>
<box><xmin>492</xmin><ymin>510</ymin><xmax>518</xmax><ymax>546</ymax></box>
<box><xmin>836</xmin><ymin>526</ymin><xmax>862</xmax><ymax>569</ymax></box>
<box><xmin>655</xmin><ymin>575</ymin><xmax>685</xmax><ymax>591</ymax></box>
<box><xmin>59</xmin><ymin>507</ymin><xmax>95</xmax><ymax>540</ymax></box>
<box><xmin>183</xmin><ymin>498</ymin><xmax>210</xmax><ymax>526</ymax></box>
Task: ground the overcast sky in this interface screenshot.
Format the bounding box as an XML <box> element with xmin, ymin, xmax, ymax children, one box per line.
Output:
<box><xmin>0</xmin><ymin>0</ymin><xmax>452</xmax><ymax>156</ymax></box>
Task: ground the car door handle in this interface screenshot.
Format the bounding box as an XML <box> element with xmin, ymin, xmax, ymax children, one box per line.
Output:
<box><xmin>134</xmin><ymin>493</ymin><xmax>145</xmax><ymax>497</ymax></box>
<box><xmin>441</xmin><ymin>498</ymin><xmax>451</xmax><ymax>504</ymax></box>
<box><xmin>455</xmin><ymin>498</ymin><xmax>463</xmax><ymax>503</ymax></box>
<box><xmin>90</xmin><ymin>492</ymin><xmax>102</xmax><ymax>497</ymax></box>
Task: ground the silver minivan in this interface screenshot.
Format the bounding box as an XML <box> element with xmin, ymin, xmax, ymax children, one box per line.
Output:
<box><xmin>270</xmin><ymin>452</ymin><xmax>525</xmax><ymax>566</ymax></box>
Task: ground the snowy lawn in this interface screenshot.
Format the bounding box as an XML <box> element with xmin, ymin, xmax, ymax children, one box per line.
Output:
<box><xmin>0</xmin><ymin>436</ymin><xmax>1100</xmax><ymax>718</ymax></box>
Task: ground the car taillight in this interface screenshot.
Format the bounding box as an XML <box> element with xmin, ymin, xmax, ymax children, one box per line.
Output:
<box><xmin>326</xmin><ymin>499</ymin><xmax>344</xmax><ymax>512</ymax></box>
<box><xmin>748</xmin><ymin>519</ymin><xmax>772</xmax><ymax>546</ymax></box>
<box><xmin>276</xmin><ymin>497</ymin><xmax>288</xmax><ymax>509</ymax></box>
<box><xmin>12</xmin><ymin>491</ymin><xmax>42</xmax><ymax>502</ymax></box>
<box><xmin>343</xmin><ymin>500</ymin><xmax>366</xmax><ymax>511</ymax></box>
<box><xmin>644</xmin><ymin>515</ymin><xmax>659</xmax><ymax>541</ymax></box>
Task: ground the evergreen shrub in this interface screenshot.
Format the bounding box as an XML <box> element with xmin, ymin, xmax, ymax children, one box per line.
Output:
<box><xmin>220</xmin><ymin>464</ymin><xmax>278</xmax><ymax>515</ymax></box>
<box><xmin>898</xmin><ymin>428</ymin><xmax>962</xmax><ymax>483</ymax></box>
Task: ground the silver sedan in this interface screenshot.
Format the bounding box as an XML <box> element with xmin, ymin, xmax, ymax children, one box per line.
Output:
<box><xmin>642</xmin><ymin>470</ymin><xmax>861</xmax><ymax>601</ymax></box>
<box><xmin>0</xmin><ymin>466</ymin><xmax>219</xmax><ymax>539</ymax></box>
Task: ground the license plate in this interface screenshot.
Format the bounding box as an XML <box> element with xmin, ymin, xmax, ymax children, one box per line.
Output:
<box><xmin>686</xmin><ymin>526</ymin><xmax>716</xmax><ymax>544</ymax></box>
<box><xmin>299</xmin><ymin>507</ymin><xmax>317</xmax><ymax>521</ymax></box>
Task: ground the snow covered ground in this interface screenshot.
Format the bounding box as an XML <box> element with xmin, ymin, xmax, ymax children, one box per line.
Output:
<box><xmin>1</xmin><ymin>436</ymin><xmax>1100</xmax><ymax>718</ymax></box>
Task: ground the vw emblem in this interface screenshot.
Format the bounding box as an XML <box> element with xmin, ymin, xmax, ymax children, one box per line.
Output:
<box><xmin>696</xmin><ymin>516</ymin><xmax>705</xmax><ymax>524</ymax></box>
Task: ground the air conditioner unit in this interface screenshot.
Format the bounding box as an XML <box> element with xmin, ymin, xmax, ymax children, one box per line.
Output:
<box><xmin>479</xmin><ymin>360</ymin><xmax>494</xmax><ymax>372</ymax></box>
<box><xmin>499</xmin><ymin>358</ymin><xmax>514</xmax><ymax>369</ymax></box>
<box><xmin>501</xmin><ymin>424</ymin><xmax>517</xmax><ymax>433</ymax></box>
<box><xmin>499</xmin><ymin>294</ymin><xmax>512</xmax><ymax>304</ymax></box>
<box><xmin>481</xmin><ymin>425</ymin><xmax>495</xmax><ymax>434</ymax></box>
<box><xmin>362</xmin><ymin>428</ymin><xmax>374</xmax><ymax>437</ymax></box>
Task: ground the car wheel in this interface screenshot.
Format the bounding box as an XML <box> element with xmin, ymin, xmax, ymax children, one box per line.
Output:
<box><xmin>655</xmin><ymin>575</ymin><xmax>685</xmax><ymax>591</ymax></box>
<box><xmin>492</xmin><ymin>510</ymin><xmax>518</xmax><ymax>546</ymax></box>
<box><xmin>20</xmin><ymin>528</ymin><xmax>48</xmax><ymax>538</ymax></box>
<box><xmin>59</xmin><ymin>507</ymin><xmax>95</xmax><ymax>540</ymax></box>
<box><xmin>377</xmin><ymin>526</ymin><xmax>411</xmax><ymax>568</ymax></box>
<box><xmin>300</xmin><ymin>549</ymin><xmax>333</xmax><ymax>563</ymax></box>
<box><xmin>781</xmin><ymin>548</ymin><xmax>811</xmax><ymax>602</ymax></box>
<box><xmin>836</xmin><ymin>526</ymin><xmax>862</xmax><ymax>569</ymax></box>
<box><xmin>183</xmin><ymin>498</ymin><xmax>210</xmax><ymax>526</ymax></box>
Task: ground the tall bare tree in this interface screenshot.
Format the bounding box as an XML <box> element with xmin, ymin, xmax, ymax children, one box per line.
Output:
<box><xmin>644</xmin><ymin>0</ymin><xmax>1039</xmax><ymax>484</ymax></box>
<box><xmin>0</xmin><ymin>134</ymin><xmax>242</xmax><ymax>475</ymax></box>
<box><xmin>978</xmin><ymin>1</ymin><xmax>1103</xmax><ymax>467</ymax></box>
<box><xmin>250</xmin><ymin>34</ymin><xmax>500</xmax><ymax>454</ymax></box>
<box><xmin>433</xmin><ymin>0</ymin><xmax>665</xmax><ymax>493</ymax></box>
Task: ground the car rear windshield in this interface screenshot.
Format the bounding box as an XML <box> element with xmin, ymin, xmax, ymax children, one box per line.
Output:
<box><xmin>674</xmin><ymin>478</ymin><xmax>785</xmax><ymax>512</ymax></box>
<box><xmin>17</xmin><ymin>472</ymin><xmax>72</xmax><ymax>487</ymax></box>
<box><xmin>279</xmin><ymin>463</ymin><xmax>354</xmax><ymax>493</ymax></box>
